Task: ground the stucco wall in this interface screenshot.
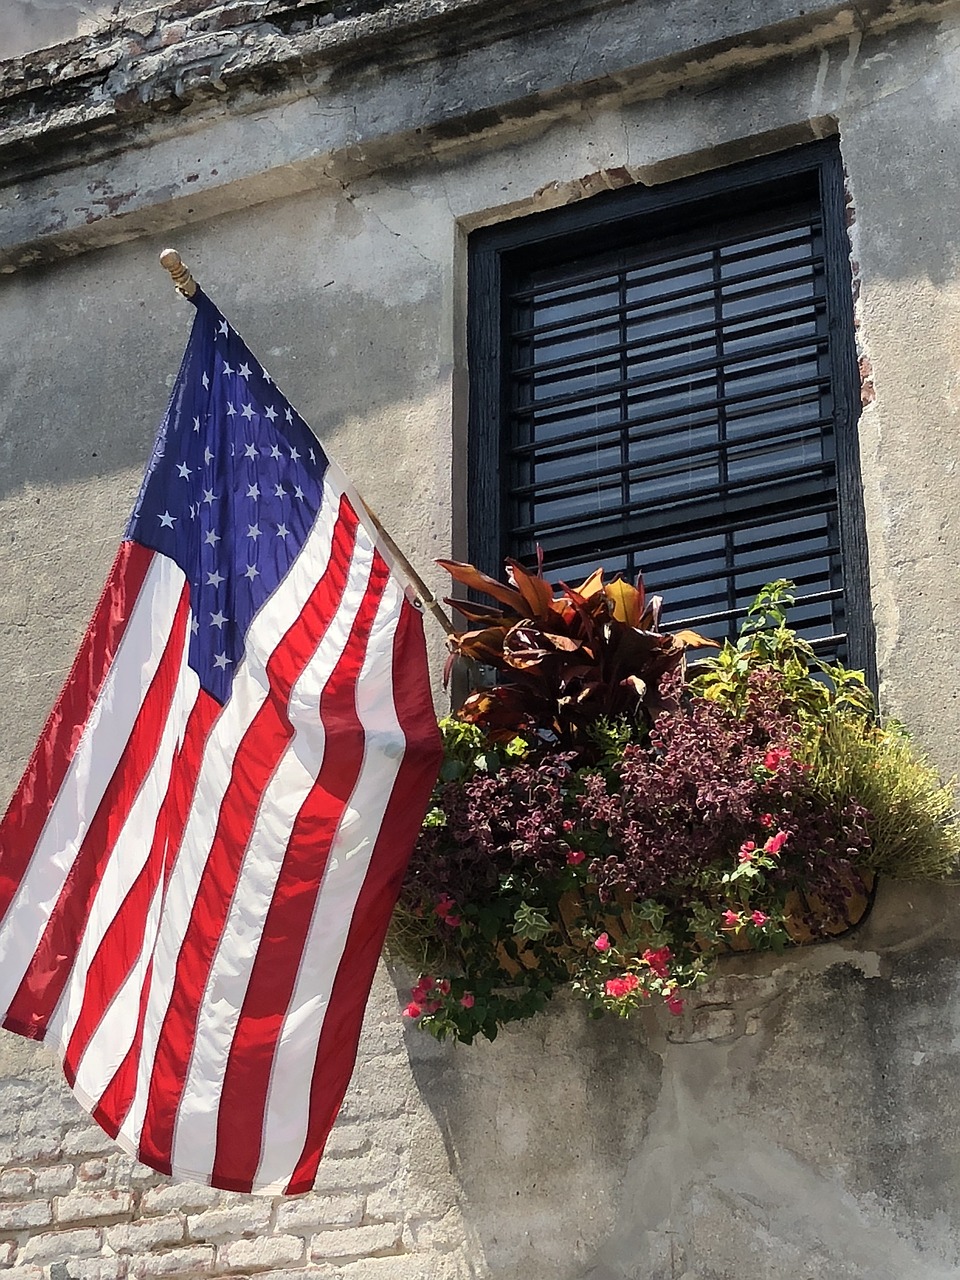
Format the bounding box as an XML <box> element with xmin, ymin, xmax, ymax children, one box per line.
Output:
<box><xmin>1</xmin><ymin>0</ymin><xmax>960</xmax><ymax>1276</ymax></box>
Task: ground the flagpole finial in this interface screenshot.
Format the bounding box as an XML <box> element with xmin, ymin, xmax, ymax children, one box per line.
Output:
<box><xmin>159</xmin><ymin>248</ymin><xmax>198</xmax><ymax>298</ymax></box>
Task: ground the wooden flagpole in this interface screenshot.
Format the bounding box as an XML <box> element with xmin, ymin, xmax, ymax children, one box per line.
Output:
<box><xmin>158</xmin><ymin>248</ymin><xmax>454</xmax><ymax>636</ymax></box>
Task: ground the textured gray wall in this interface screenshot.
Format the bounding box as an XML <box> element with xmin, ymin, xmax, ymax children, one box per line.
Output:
<box><xmin>0</xmin><ymin>0</ymin><xmax>159</xmax><ymax>59</ymax></box>
<box><xmin>1</xmin><ymin>0</ymin><xmax>959</xmax><ymax>1276</ymax></box>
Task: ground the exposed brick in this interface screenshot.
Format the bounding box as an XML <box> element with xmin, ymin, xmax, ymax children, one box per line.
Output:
<box><xmin>364</xmin><ymin>1183</ymin><xmax>402</xmax><ymax>1220</ymax></box>
<box><xmin>66</xmin><ymin>1260</ymin><xmax>127</xmax><ymax>1280</ymax></box>
<box><xmin>219</xmin><ymin>1235</ymin><xmax>306</xmax><ymax>1271</ymax></box>
<box><xmin>323</xmin><ymin>1127</ymin><xmax>368</xmax><ymax>1158</ymax></box>
<box><xmin>130</xmin><ymin>1245</ymin><xmax>215</xmax><ymax>1278</ymax></box>
<box><xmin>310</xmin><ymin>1222</ymin><xmax>402</xmax><ymax>1261</ymax></box>
<box><xmin>186</xmin><ymin>1203</ymin><xmax>271</xmax><ymax>1243</ymax></box>
<box><xmin>276</xmin><ymin>1194</ymin><xmax>364</xmax><ymax>1233</ymax></box>
<box><xmin>336</xmin><ymin>1257</ymin><xmax>455</xmax><ymax>1280</ymax></box>
<box><xmin>0</xmin><ymin>1239</ymin><xmax>16</xmax><ymax>1264</ymax></box>
<box><xmin>20</xmin><ymin>1228</ymin><xmax>102</xmax><ymax>1264</ymax></box>
<box><xmin>0</xmin><ymin>1170</ymin><xmax>35</xmax><ymax>1199</ymax></box>
<box><xmin>33</xmin><ymin>1169</ymin><xmax>74</xmax><ymax>1197</ymax></box>
<box><xmin>77</xmin><ymin>1160</ymin><xmax>108</xmax><ymax>1184</ymax></box>
<box><xmin>309</xmin><ymin>1150</ymin><xmax>399</xmax><ymax>1195</ymax></box>
<box><xmin>54</xmin><ymin>1190</ymin><xmax>135</xmax><ymax>1224</ymax></box>
<box><xmin>106</xmin><ymin>1214</ymin><xmax>185</xmax><ymax>1253</ymax></box>
<box><xmin>140</xmin><ymin>1185</ymin><xmax>220</xmax><ymax>1217</ymax></box>
<box><xmin>60</xmin><ymin>1129</ymin><xmax>117</xmax><ymax>1159</ymax></box>
<box><xmin>0</xmin><ymin>1200</ymin><xmax>53</xmax><ymax>1232</ymax></box>
<box><xmin>5</xmin><ymin>1135</ymin><xmax>61</xmax><ymax>1164</ymax></box>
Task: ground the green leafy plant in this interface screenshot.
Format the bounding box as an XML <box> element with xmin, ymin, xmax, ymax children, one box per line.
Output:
<box><xmin>389</xmin><ymin>573</ymin><xmax>960</xmax><ymax>1045</ymax></box>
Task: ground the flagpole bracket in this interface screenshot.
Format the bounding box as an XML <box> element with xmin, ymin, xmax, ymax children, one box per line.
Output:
<box><xmin>159</xmin><ymin>248</ymin><xmax>198</xmax><ymax>299</ymax></box>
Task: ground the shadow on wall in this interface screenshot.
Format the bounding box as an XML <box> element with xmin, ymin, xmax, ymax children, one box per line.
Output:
<box><xmin>0</xmin><ymin>234</ymin><xmax>442</xmax><ymax>506</ymax></box>
<box><xmin>396</xmin><ymin>968</ymin><xmax>664</xmax><ymax>1280</ymax></box>
<box><xmin>393</xmin><ymin>882</ymin><xmax>960</xmax><ymax>1280</ymax></box>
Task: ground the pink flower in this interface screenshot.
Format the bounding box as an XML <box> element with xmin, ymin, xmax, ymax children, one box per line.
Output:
<box><xmin>738</xmin><ymin>840</ymin><xmax>756</xmax><ymax>864</ymax></box>
<box><xmin>751</xmin><ymin>910</ymin><xmax>769</xmax><ymax>927</ymax></box>
<box><xmin>562</xmin><ymin>820</ymin><xmax>575</xmax><ymax>833</ymax></box>
<box><xmin>763</xmin><ymin>747</ymin><xmax>791</xmax><ymax>771</ymax></box>
<box><xmin>605</xmin><ymin>973</ymin><xmax>640</xmax><ymax>999</ymax></box>
<box><xmin>642</xmin><ymin>946</ymin><xmax>672</xmax><ymax>979</ymax></box>
<box><xmin>594</xmin><ymin>932</ymin><xmax>611</xmax><ymax>952</ymax></box>
<box><xmin>721</xmin><ymin>910</ymin><xmax>741</xmax><ymax>929</ymax></box>
<box><xmin>460</xmin><ymin>993</ymin><xmax>475</xmax><ymax>1009</ymax></box>
<box><xmin>434</xmin><ymin>894</ymin><xmax>455</xmax><ymax>917</ymax></box>
<box><xmin>566</xmin><ymin>849</ymin><xmax>586</xmax><ymax>866</ymax></box>
<box><xmin>411</xmin><ymin>976</ymin><xmax>435</xmax><ymax>1002</ymax></box>
<box><xmin>403</xmin><ymin>1002</ymin><xmax>422</xmax><ymax>1019</ymax></box>
<box><xmin>444</xmin><ymin>914</ymin><xmax>461</xmax><ymax>928</ymax></box>
<box><xmin>665</xmin><ymin>990</ymin><xmax>684</xmax><ymax>1016</ymax></box>
<box><xmin>764</xmin><ymin>830</ymin><xmax>788</xmax><ymax>856</ymax></box>
<box><xmin>438</xmin><ymin>979</ymin><xmax>451</xmax><ymax>995</ymax></box>
<box><xmin>759</xmin><ymin>812</ymin><xmax>774</xmax><ymax>828</ymax></box>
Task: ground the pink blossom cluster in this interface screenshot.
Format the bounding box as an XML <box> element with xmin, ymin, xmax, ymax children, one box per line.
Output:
<box><xmin>434</xmin><ymin>894</ymin><xmax>461</xmax><ymax>928</ymax></box>
<box><xmin>722</xmin><ymin>908</ymin><xmax>770</xmax><ymax>929</ymax></box>
<box><xmin>604</xmin><ymin>973</ymin><xmax>640</xmax><ymax>999</ymax></box>
<box><xmin>403</xmin><ymin>974</ymin><xmax>474</xmax><ymax>1020</ymax></box>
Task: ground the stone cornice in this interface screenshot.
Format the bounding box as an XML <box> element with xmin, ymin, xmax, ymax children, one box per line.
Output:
<box><xmin>0</xmin><ymin>0</ymin><xmax>955</xmax><ymax>272</ymax></box>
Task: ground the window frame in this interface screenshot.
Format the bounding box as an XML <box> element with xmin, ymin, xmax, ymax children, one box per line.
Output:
<box><xmin>466</xmin><ymin>138</ymin><xmax>876</xmax><ymax>686</ymax></box>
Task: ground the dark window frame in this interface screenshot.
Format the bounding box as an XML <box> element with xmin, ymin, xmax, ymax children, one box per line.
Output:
<box><xmin>467</xmin><ymin>138</ymin><xmax>876</xmax><ymax>686</ymax></box>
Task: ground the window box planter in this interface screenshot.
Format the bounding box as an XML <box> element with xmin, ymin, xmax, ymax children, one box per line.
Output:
<box><xmin>390</xmin><ymin>564</ymin><xmax>958</xmax><ymax>1045</ymax></box>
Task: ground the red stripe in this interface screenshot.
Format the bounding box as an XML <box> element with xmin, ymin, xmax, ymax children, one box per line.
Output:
<box><xmin>62</xmin><ymin>689</ymin><xmax>220</xmax><ymax>1089</ymax></box>
<box><xmin>0</xmin><ymin>542</ymin><xmax>154</xmax><ymax>928</ymax></box>
<box><xmin>2</xmin><ymin>583</ymin><xmax>192</xmax><ymax>1041</ymax></box>
<box><xmin>92</xmin><ymin>955</ymin><xmax>154</xmax><ymax>1141</ymax></box>
<box><xmin>137</xmin><ymin>499</ymin><xmax>361</xmax><ymax>1175</ymax></box>
<box><xmin>210</xmin><ymin>551</ymin><xmax>392</xmax><ymax>1192</ymax></box>
<box><xmin>90</xmin><ymin>687</ymin><xmax>222</xmax><ymax>1137</ymax></box>
<box><xmin>286</xmin><ymin>599</ymin><xmax>441</xmax><ymax>1194</ymax></box>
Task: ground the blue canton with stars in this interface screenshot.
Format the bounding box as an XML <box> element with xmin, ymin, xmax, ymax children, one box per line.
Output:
<box><xmin>128</xmin><ymin>289</ymin><xmax>329</xmax><ymax>705</ymax></box>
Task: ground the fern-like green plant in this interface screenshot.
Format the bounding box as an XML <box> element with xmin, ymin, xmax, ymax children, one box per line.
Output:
<box><xmin>812</xmin><ymin>714</ymin><xmax>960</xmax><ymax>880</ymax></box>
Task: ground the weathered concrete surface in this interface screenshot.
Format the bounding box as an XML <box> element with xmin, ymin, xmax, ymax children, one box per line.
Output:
<box><xmin>2</xmin><ymin>0</ymin><xmax>959</xmax><ymax>272</ymax></box>
<box><xmin>1</xmin><ymin>0</ymin><xmax>166</xmax><ymax>61</ymax></box>
<box><xmin>1</xmin><ymin>0</ymin><xmax>960</xmax><ymax>1277</ymax></box>
<box><xmin>411</xmin><ymin>881</ymin><xmax>960</xmax><ymax>1279</ymax></box>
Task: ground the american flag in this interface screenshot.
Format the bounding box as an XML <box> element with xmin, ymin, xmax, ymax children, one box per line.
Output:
<box><xmin>0</xmin><ymin>288</ymin><xmax>442</xmax><ymax>1194</ymax></box>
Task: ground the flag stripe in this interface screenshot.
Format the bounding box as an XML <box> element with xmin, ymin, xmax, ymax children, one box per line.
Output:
<box><xmin>83</xmin><ymin>684</ymin><xmax>222</xmax><ymax>1139</ymax></box>
<box><xmin>137</xmin><ymin>500</ymin><xmax>363</xmax><ymax>1174</ymax></box>
<box><xmin>60</xmin><ymin>682</ymin><xmax>213</xmax><ymax>1088</ymax></box>
<box><xmin>208</xmin><ymin>549</ymin><xmax>392</xmax><ymax>1191</ymax></box>
<box><xmin>72</xmin><ymin>877</ymin><xmax>164</xmax><ymax>1119</ymax></box>
<box><xmin>252</xmin><ymin>576</ymin><xmax>408</xmax><ymax>1193</ymax></box>
<box><xmin>286</xmin><ymin>596</ymin><xmax>439</xmax><ymax>1194</ymax></box>
<box><xmin>0</xmin><ymin>541</ymin><xmax>154</xmax><ymax>925</ymax></box>
<box><xmin>165</xmin><ymin>522</ymin><xmax>376</xmax><ymax>1184</ymax></box>
<box><xmin>2</xmin><ymin>582</ymin><xmax>192</xmax><ymax>1041</ymax></box>
<box><xmin>0</xmin><ymin>554</ymin><xmax>185</xmax><ymax>1023</ymax></box>
<box><xmin>46</xmin><ymin>605</ymin><xmax>197</xmax><ymax>1069</ymax></box>
<box><xmin>113</xmin><ymin>480</ymin><xmax>352</xmax><ymax>1164</ymax></box>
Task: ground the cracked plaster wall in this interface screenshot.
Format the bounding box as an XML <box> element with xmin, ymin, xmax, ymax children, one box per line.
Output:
<box><xmin>0</xmin><ymin>1</ymin><xmax>960</xmax><ymax>1278</ymax></box>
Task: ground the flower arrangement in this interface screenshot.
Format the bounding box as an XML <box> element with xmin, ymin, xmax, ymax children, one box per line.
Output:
<box><xmin>390</xmin><ymin>564</ymin><xmax>960</xmax><ymax>1045</ymax></box>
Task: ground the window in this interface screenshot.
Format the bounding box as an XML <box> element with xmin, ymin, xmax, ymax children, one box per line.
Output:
<box><xmin>467</xmin><ymin>140</ymin><xmax>875</xmax><ymax>682</ymax></box>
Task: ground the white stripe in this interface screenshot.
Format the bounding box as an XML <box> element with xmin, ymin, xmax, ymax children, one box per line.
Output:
<box><xmin>254</xmin><ymin>574</ymin><xmax>407</xmax><ymax>1193</ymax></box>
<box><xmin>169</xmin><ymin>534</ymin><xmax>376</xmax><ymax>1182</ymax></box>
<box><xmin>70</xmin><ymin>876</ymin><xmax>165</xmax><ymax>1110</ymax></box>
<box><xmin>0</xmin><ymin>553</ymin><xmax>181</xmax><ymax>1016</ymax></box>
<box><xmin>45</xmin><ymin>634</ymin><xmax>199</xmax><ymax>1060</ymax></box>
<box><xmin>117</xmin><ymin>477</ymin><xmax>348</xmax><ymax>1155</ymax></box>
